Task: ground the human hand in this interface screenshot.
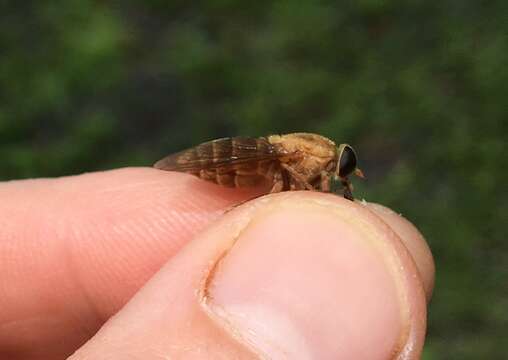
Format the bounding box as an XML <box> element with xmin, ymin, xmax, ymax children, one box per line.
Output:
<box><xmin>0</xmin><ymin>168</ymin><xmax>434</xmax><ymax>359</ymax></box>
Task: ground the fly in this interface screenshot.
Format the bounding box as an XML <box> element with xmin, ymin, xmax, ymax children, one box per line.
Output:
<box><xmin>154</xmin><ymin>133</ymin><xmax>364</xmax><ymax>200</ymax></box>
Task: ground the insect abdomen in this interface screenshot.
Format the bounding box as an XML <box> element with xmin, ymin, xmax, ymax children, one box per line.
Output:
<box><xmin>196</xmin><ymin>166</ymin><xmax>269</xmax><ymax>188</ymax></box>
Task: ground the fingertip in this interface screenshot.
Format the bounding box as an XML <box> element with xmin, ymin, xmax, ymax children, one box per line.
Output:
<box><xmin>206</xmin><ymin>193</ymin><xmax>408</xmax><ymax>359</ymax></box>
<box><xmin>0</xmin><ymin>167</ymin><xmax>267</xmax><ymax>358</ymax></box>
<box><xmin>365</xmin><ymin>202</ymin><xmax>435</xmax><ymax>302</ymax></box>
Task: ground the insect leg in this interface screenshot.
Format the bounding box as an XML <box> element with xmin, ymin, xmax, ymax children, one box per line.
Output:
<box><xmin>281</xmin><ymin>168</ymin><xmax>291</xmax><ymax>190</ymax></box>
<box><xmin>319</xmin><ymin>171</ymin><xmax>332</xmax><ymax>192</ymax></box>
<box><xmin>269</xmin><ymin>180</ymin><xmax>284</xmax><ymax>193</ymax></box>
<box><xmin>340</xmin><ymin>177</ymin><xmax>354</xmax><ymax>201</ymax></box>
<box><xmin>267</xmin><ymin>167</ymin><xmax>288</xmax><ymax>193</ymax></box>
<box><xmin>280</xmin><ymin>163</ymin><xmax>314</xmax><ymax>190</ymax></box>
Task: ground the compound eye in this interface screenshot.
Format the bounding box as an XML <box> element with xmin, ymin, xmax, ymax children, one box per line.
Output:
<box><xmin>338</xmin><ymin>145</ymin><xmax>357</xmax><ymax>177</ymax></box>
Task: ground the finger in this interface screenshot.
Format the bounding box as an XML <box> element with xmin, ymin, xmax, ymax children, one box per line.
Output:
<box><xmin>0</xmin><ymin>168</ymin><xmax>265</xmax><ymax>359</ymax></box>
<box><xmin>71</xmin><ymin>191</ymin><xmax>429</xmax><ymax>360</ymax></box>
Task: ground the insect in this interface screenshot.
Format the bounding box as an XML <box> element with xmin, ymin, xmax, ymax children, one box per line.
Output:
<box><xmin>154</xmin><ymin>133</ymin><xmax>364</xmax><ymax>200</ymax></box>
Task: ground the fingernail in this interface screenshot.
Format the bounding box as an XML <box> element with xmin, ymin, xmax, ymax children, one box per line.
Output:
<box><xmin>203</xmin><ymin>200</ymin><xmax>408</xmax><ymax>359</ymax></box>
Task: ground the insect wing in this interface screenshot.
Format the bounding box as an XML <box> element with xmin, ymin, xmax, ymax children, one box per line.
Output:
<box><xmin>154</xmin><ymin>137</ymin><xmax>283</xmax><ymax>172</ymax></box>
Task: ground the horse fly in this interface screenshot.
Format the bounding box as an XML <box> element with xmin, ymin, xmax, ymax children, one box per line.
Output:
<box><xmin>154</xmin><ymin>132</ymin><xmax>364</xmax><ymax>200</ymax></box>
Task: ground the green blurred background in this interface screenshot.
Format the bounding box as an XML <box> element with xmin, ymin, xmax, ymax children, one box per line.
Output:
<box><xmin>1</xmin><ymin>1</ymin><xmax>507</xmax><ymax>358</ymax></box>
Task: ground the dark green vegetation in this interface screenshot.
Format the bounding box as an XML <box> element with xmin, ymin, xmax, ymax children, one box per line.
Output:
<box><xmin>1</xmin><ymin>1</ymin><xmax>507</xmax><ymax>358</ymax></box>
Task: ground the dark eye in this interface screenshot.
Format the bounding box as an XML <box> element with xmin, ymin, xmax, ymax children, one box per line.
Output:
<box><xmin>338</xmin><ymin>145</ymin><xmax>357</xmax><ymax>177</ymax></box>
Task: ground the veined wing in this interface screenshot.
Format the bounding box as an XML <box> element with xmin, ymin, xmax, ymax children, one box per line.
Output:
<box><xmin>154</xmin><ymin>137</ymin><xmax>286</xmax><ymax>172</ymax></box>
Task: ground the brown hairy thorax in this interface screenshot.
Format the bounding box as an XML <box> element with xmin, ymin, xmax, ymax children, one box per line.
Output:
<box><xmin>154</xmin><ymin>133</ymin><xmax>363</xmax><ymax>200</ymax></box>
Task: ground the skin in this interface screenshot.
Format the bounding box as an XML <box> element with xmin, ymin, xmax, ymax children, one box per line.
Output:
<box><xmin>0</xmin><ymin>168</ymin><xmax>434</xmax><ymax>360</ymax></box>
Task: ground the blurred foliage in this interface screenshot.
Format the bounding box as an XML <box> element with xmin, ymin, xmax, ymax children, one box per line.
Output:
<box><xmin>1</xmin><ymin>1</ymin><xmax>507</xmax><ymax>358</ymax></box>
